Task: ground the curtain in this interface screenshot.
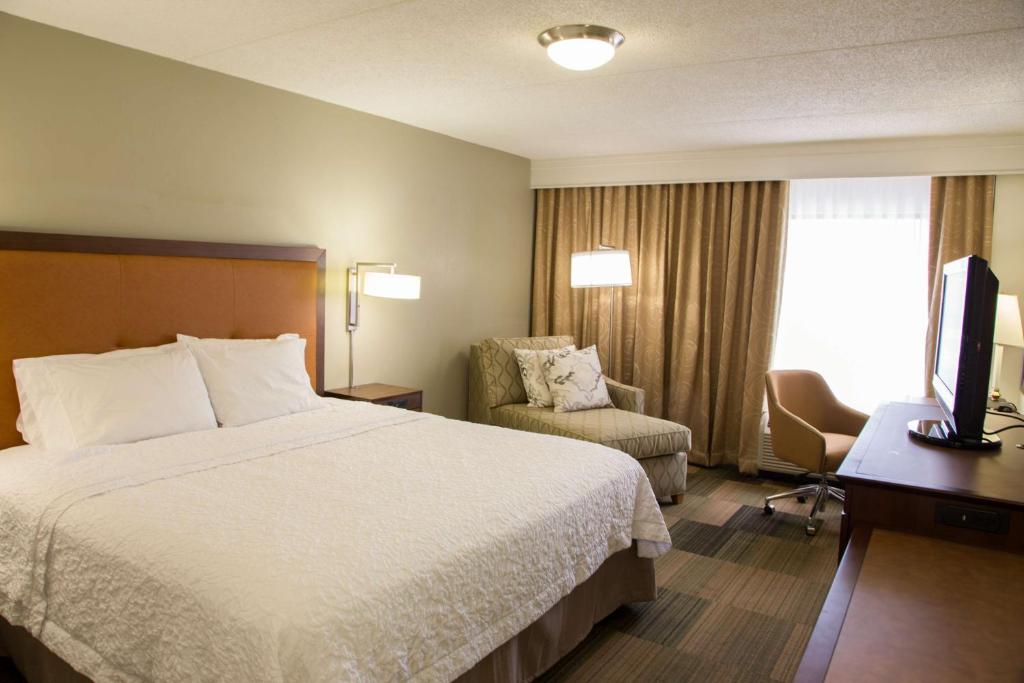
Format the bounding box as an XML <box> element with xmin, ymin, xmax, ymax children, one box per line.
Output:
<box><xmin>774</xmin><ymin>177</ymin><xmax>930</xmax><ymax>412</ymax></box>
<box><xmin>924</xmin><ymin>176</ymin><xmax>995</xmax><ymax>394</ymax></box>
<box><xmin>532</xmin><ymin>182</ymin><xmax>788</xmax><ymax>473</ymax></box>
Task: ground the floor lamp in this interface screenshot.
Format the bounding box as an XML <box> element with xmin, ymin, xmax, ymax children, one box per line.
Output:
<box><xmin>346</xmin><ymin>262</ymin><xmax>421</xmax><ymax>389</ymax></box>
<box><xmin>570</xmin><ymin>245</ymin><xmax>633</xmax><ymax>374</ymax></box>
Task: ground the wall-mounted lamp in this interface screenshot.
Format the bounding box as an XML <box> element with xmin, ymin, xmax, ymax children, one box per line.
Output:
<box><xmin>346</xmin><ymin>262</ymin><xmax>421</xmax><ymax>389</ymax></box>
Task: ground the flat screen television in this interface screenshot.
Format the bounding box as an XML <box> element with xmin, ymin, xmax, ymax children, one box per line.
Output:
<box><xmin>909</xmin><ymin>255</ymin><xmax>999</xmax><ymax>450</ymax></box>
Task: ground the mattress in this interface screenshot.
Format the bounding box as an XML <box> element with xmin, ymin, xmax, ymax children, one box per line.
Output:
<box><xmin>0</xmin><ymin>400</ymin><xmax>670</xmax><ymax>682</ymax></box>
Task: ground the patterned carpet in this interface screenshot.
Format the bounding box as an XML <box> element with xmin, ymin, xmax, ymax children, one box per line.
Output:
<box><xmin>540</xmin><ymin>465</ymin><xmax>841</xmax><ymax>683</ymax></box>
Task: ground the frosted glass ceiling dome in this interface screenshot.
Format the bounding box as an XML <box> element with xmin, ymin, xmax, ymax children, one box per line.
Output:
<box><xmin>538</xmin><ymin>25</ymin><xmax>624</xmax><ymax>71</ymax></box>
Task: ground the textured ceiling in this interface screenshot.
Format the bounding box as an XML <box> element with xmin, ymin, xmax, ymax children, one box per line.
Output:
<box><xmin>3</xmin><ymin>0</ymin><xmax>1023</xmax><ymax>159</ymax></box>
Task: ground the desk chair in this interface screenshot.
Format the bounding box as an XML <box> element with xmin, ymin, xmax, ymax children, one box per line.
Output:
<box><xmin>763</xmin><ymin>370</ymin><xmax>869</xmax><ymax>535</ymax></box>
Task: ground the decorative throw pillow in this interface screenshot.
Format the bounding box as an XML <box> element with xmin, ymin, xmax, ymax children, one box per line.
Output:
<box><xmin>513</xmin><ymin>345</ymin><xmax>575</xmax><ymax>407</ymax></box>
<box><xmin>543</xmin><ymin>345</ymin><xmax>613</xmax><ymax>413</ymax></box>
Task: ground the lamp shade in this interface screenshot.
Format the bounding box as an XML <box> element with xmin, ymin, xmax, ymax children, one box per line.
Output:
<box><xmin>363</xmin><ymin>271</ymin><xmax>421</xmax><ymax>299</ymax></box>
<box><xmin>994</xmin><ymin>294</ymin><xmax>1024</xmax><ymax>347</ymax></box>
<box><xmin>570</xmin><ymin>249</ymin><xmax>632</xmax><ymax>288</ymax></box>
<box><xmin>547</xmin><ymin>39</ymin><xmax>616</xmax><ymax>71</ymax></box>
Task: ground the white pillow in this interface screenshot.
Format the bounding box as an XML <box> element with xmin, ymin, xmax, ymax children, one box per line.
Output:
<box><xmin>542</xmin><ymin>345</ymin><xmax>614</xmax><ymax>413</ymax></box>
<box><xmin>177</xmin><ymin>334</ymin><xmax>323</xmax><ymax>427</ymax></box>
<box><xmin>13</xmin><ymin>344</ymin><xmax>218</xmax><ymax>451</ymax></box>
<box><xmin>513</xmin><ymin>345</ymin><xmax>575</xmax><ymax>407</ymax></box>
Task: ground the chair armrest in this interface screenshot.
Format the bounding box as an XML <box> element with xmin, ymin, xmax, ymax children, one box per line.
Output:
<box><xmin>605</xmin><ymin>377</ymin><xmax>645</xmax><ymax>414</ymax></box>
<box><xmin>827</xmin><ymin>402</ymin><xmax>870</xmax><ymax>437</ymax></box>
<box><xmin>467</xmin><ymin>344</ymin><xmax>493</xmax><ymax>425</ymax></box>
<box><xmin>769</xmin><ymin>404</ymin><xmax>826</xmax><ymax>473</ymax></box>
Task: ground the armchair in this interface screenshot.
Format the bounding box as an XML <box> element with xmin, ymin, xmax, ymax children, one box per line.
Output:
<box><xmin>468</xmin><ymin>336</ymin><xmax>690</xmax><ymax>503</ymax></box>
<box><xmin>762</xmin><ymin>370</ymin><xmax>869</xmax><ymax>535</ymax></box>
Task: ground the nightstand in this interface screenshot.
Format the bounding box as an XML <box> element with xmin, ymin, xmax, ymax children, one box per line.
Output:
<box><xmin>324</xmin><ymin>384</ymin><xmax>422</xmax><ymax>411</ymax></box>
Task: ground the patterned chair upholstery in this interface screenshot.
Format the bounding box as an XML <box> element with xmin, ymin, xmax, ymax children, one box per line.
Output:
<box><xmin>469</xmin><ymin>336</ymin><xmax>689</xmax><ymax>503</ymax></box>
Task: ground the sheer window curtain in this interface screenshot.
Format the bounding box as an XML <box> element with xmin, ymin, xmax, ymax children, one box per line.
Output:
<box><xmin>772</xmin><ymin>177</ymin><xmax>931</xmax><ymax>413</ymax></box>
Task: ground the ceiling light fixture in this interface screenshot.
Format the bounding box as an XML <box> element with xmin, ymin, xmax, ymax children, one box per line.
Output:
<box><xmin>538</xmin><ymin>24</ymin><xmax>624</xmax><ymax>71</ymax></box>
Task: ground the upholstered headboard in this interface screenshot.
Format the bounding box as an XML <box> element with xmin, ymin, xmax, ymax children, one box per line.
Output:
<box><xmin>0</xmin><ymin>230</ymin><xmax>326</xmax><ymax>449</ymax></box>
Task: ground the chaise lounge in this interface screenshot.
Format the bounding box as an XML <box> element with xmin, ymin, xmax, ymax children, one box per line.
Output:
<box><xmin>468</xmin><ymin>335</ymin><xmax>691</xmax><ymax>503</ymax></box>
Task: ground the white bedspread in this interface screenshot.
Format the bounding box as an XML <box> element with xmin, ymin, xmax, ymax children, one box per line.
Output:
<box><xmin>0</xmin><ymin>400</ymin><xmax>670</xmax><ymax>682</ymax></box>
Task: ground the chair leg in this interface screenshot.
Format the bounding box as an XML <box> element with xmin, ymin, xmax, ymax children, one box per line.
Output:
<box><xmin>805</xmin><ymin>485</ymin><xmax>828</xmax><ymax>536</ymax></box>
<box><xmin>670</xmin><ymin>493</ymin><xmax>684</xmax><ymax>505</ymax></box>
<box><xmin>764</xmin><ymin>483</ymin><xmax>819</xmax><ymax>516</ymax></box>
<box><xmin>765</xmin><ymin>484</ymin><xmax>818</xmax><ymax>503</ymax></box>
<box><xmin>764</xmin><ymin>476</ymin><xmax>845</xmax><ymax>534</ymax></box>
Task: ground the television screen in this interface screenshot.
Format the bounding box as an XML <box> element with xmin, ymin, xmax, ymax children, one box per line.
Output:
<box><xmin>934</xmin><ymin>270</ymin><xmax>966</xmax><ymax>399</ymax></box>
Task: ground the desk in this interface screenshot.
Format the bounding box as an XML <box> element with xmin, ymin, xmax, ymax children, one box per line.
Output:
<box><xmin>796</xmin><ymin>527</ymin><xmax>1024</xmax><ymax>682</ymax></box>
<box><xmin>838</xmin><ymin>400</ymin><xmax>1024</xmax><ymax>557</ymax></box>
<box><xmin>795</xmin><ymin>400</ymin><xmax>1024</xmax><ymax>682</ymax></box>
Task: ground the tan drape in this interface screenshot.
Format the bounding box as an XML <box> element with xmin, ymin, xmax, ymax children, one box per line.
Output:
<box><xmin>532</xmin><ymin>182</ymin><xmax>788</xmax><ymax>473</ymax></box>
<box><xmin>924</xmin><ymin>176</ymin><xmax>995</xmax><ymax>395</ymax></box>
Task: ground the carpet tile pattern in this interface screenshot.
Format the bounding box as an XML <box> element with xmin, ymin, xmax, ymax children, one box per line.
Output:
<box><xmin>541</xmin><ymin>465</ymin><xmax>841</xmax><ymax>683</ymax></box>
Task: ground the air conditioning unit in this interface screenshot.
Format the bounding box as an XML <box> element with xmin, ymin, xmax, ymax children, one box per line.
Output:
<box><xmin>757</xmin><ymin>411</ymin><xmax>809</xmax><ymax>476</ymax></box>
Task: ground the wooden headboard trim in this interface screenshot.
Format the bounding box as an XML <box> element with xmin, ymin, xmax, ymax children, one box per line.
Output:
<box><xmin>0</xmin><ymin>229</ymin><xmax>327</xmax><ymax>393</ymax></box>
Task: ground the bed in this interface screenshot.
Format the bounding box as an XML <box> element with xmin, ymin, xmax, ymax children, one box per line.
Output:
<box><xmin>0</xmin><ymin>230</ymin><xmax>671</xmax><ymax>682</ymax></box>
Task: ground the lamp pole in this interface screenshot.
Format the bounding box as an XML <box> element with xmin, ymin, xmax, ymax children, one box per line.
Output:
<box><xmin>607</xmin><ymin>284</ymin><xmax>616</xmax><ymax>377</ymax></box>
<box><xmin>598</xmin><ymin>244</ymin><xmax>617</xmax><ymax>378</ymax></box>
<box><xmin>346</xmin><ymin>261</ymin><xmax>396</xmax><ymax>389</ymax></box>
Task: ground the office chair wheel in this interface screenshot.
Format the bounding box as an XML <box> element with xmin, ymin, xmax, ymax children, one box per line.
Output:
<box><xmin>796</xmin><ymin>496</ymin><xmax>807</xmax><ymax>504</ymax></box>
<box><xmin>763</xmin><ymin>503</ymin><xmax>774</xmax><ymax>515</ymax></box>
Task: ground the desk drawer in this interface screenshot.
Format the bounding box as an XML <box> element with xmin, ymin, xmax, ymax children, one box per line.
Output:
<box><xmin>845</xmin><ymin>482</ymin><xmax>1024</xmax><ymax>553</ymax></box>
<box><xmin>935</xmin><ymin>503</ymin><xmax>1008</xmax><ymax>533</ymax></box>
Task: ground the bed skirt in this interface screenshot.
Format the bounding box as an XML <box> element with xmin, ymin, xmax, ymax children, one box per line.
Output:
<box><xmin>0</xmin><ymin>546</ymin><xmax>655</xmax><ymax>682</ymax></box>
<box><xmin>456</xmin><ymin>544</ymin><xmax>655</xmax><ymax>682</ymax></box>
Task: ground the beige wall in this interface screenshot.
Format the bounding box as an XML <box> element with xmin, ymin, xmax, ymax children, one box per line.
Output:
<box><xmin>0</xmin><ymin>13</ymin><xmax>533</xmax><ymax>419</ymax></box>
<box><xmin>992</xmin><ymin>174</ymin><xmax>1024</xmax><ymax>408</ymax></box>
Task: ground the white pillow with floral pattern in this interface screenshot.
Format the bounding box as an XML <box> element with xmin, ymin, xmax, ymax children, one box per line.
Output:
<box><xmin>513</xmin><ymin>345</ymin><xmax>575</xmax><ymax>407</ymax></box>
<box><xmin>543</xmin><ymin>345</ymin><xmax>613</xmax><ymax>413</ymax></box>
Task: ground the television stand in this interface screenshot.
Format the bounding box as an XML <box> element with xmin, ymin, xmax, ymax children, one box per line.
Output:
<box><xmin>907</xmin><ymin>418</ymin><xmax>1001</xmax><ymax>450</ymax></box>
<box><xmin>840</xmin><ymin>400</ymin><xmax>1024</xmax><ymax>558</ymax></box>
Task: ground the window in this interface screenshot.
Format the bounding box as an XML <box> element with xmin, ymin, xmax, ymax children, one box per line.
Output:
<box><xmin>772</xmin><ymin>177</ymin><xmax>931</xmax><ymax>413</ymax></box>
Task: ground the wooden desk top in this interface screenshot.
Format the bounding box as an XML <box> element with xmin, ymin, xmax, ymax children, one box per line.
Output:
<box><xmin>838</xmin><ymin>401</ymin><xmax>1024</xmax><ymax>507</ymax></box>
<box><xmin>824</xmin><ymin>529</ymin><xmax>1024</xmax><ymax>682</ymax></box>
